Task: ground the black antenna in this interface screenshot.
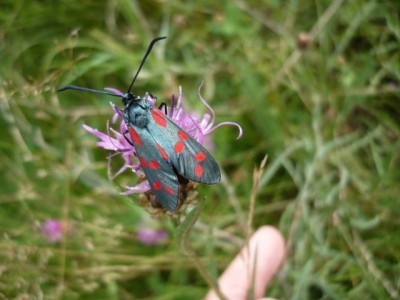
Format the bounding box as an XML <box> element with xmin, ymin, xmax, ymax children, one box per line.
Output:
<box><xmin>57</xmin><ymin>85</ymin><xmax>121</xmax><ymax>96</ymax></box>
<box><xmin>57</xmin><ymin>37</ymin><xmax>166</xmax><ymax>97</ymax></box>
<box><xmin>127</xmin><ymin>36</ymin><xmax>166</xmax><ymax>93</ymax></box>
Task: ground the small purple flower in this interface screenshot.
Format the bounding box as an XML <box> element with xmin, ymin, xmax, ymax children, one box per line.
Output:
<box><xmin>136</xmin><ymin>228</ymin><xmax>168</xmax><ymax>245</ymax></box>
<box><xmin>42</xmin><ymin>219</ymin><xmax>64</xmax><ymax>242</ymax></box>
<box><xmin>83</xmin><ymin>82</ymin><xmax>242</xmax><ymax>202</ymax></box>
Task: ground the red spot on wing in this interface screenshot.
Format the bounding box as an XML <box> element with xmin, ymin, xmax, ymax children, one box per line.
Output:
<box><xmin>178</xmin><ymin>130</ymin><xmax>189</xmax><ymax>140</ymax></box>
<box><xmin>195</xmin><ymin>164</ymin><xmax>203</xmax><ymax>177</ymax></box>
<box><xmin>129</xmin><ymin>127</ymin><xmax>141</xmax><ymax>145</ymax></box>
<box><xmin>151</xmin><ymin>110</ymin><xmax>167</xmax><ymax>127</ymax></box>
<box><xmin>174</xmin><ymin>141</ymin><xmax>185</xmax><ymax>154</ymax></box>
<box><xmin>148</xmin><ymin>160</ymin><xmax>160</xmax><ymax>169</ymax></box>
<box><xmin>157</xmin><ymin>143</ymin><xmax>169</xmax><ymax>160</ymax></box>
<box><xmin>163</xmin><ymin>185</ymin><xmax>175</xmax><ymax>195</ymax></box>
<box><xmin>139</xmin><ymin>158</ymin><xmax>147</xmax><ymax>168</ymax></box>
<box><xmin>194</xmin><ymin>151</ymin><xmax>206</xmax><ymax>162</ymax></box>
<box><xmin>153</xmin><ymin>180</ymin><xmax>162</xmax><ymax>190</ymax></box>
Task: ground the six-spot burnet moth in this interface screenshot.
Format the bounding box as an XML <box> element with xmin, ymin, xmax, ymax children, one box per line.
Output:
<box><xmin>58</xmin><ymin>36</ymin><xmax>222</xmax><ymax>212</ymax></box>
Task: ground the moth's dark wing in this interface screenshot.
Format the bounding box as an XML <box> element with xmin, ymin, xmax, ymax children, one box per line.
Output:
<box><xmin>127</xmin><ymin>126</ymin><xmax>179</xmax><ymax>211</ymax></box>
<box><xmin>148</xmin><ymin>108</ymin><xmax>221</xmax><ymax>184</ymax></box>
<box><xmin>173</xmin><ymin>130</ymin><xmax>221</xmax><ymax>184</ymax></box>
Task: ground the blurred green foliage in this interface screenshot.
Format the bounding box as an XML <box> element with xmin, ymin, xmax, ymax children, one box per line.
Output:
<box><xmin>1</xmin><ymin>0</ymin><xmax>399</xmax><ymax>299</ymax></box>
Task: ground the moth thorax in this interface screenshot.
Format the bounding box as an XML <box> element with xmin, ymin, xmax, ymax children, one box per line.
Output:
<box><xmin>136</xmin><ymin>115</ymin><xmax>149</xmax><ymax>128</ymax></box>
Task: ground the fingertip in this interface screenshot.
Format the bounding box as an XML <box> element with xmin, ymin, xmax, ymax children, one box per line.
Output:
<box><xmin>253</xmin><ymin>226</ymin><xmax>286</xmax><ymax>263</ymax></box>
<box><xmin>205</xmin><ymin>226</ymin><xmax>286</xmax><ymax>300</ymax></box>
<box><xmin>250</xmin><ymin>226</ymin><xmax>286</xmax><ymax>297</ymax></box>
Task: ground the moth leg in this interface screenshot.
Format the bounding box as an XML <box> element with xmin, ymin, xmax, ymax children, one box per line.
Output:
<box><xmin>158</xmin><ymin>94</ymin><xmax>176</xmax><ymax>117</ymax></box>
<box><xmin>123</xmin><ymin>130</ymin><xmax>134</xmax><ymax>146</ymax></box>
<box><xmin>158</xmin><ymin>102</ymin><xmax>168</xmax><ymax>115</ymax></box>
<box><xmin>149</xmin><ymin>92</ymin><xmax>156</xmax><ymax>99</ymax></box>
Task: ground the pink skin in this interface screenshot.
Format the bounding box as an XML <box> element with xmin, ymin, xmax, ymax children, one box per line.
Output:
<box><xmin>205</xmin><ymin>226</ymin><xmax>285</xmax><ymax>300</ymax></box>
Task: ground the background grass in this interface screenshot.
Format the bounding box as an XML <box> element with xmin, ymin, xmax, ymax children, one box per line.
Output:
<box><xmin>1</xmin><ymin>0</ymin><xmax>400</xmax><ymax>299</ymax></box>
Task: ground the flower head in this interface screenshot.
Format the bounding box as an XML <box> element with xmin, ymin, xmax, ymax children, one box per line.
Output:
<box><xmin>83</xmin><ymin>82</ymin><xmax>242</xmax><ymax>210</ymax></box>
<box><xmin>136</xmin><ymin>228</ymin><xmax>168</xmax><ymax>245</ymax></box>
<box><xmin>135</xmin><ymin>216</ymin><xmax>169</xmax><ymax>245</ymax></box>
<box><xmin>41</xmin><ymin>219</ymin><xmax>71</xmax><ymax>243</ymax></box>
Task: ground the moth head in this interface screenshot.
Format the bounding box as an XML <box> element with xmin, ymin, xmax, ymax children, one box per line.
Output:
<box><xmin>122</xmin><ymin>92</ymin><xmax>140</xmax><ymax>105</ymax></box>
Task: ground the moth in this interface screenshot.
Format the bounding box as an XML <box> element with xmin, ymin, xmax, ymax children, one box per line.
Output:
<box><xmin>58</xmin><ymin>37</ymin><xmax>221</xmax><ymax>211</ymax></box>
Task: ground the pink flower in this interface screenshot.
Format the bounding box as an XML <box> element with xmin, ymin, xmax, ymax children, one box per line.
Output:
<box><xmin>83</xmin><ymin>82</ymin><xmax>242</xmax><ymax>198</ymax></box>
<box><xmin>42</xmin><ymin>219</ymin><xmax>64</xmax><ymax>242</ymax></box>
<box><xmin>136</xmin><ymin>228</ymin><xmax>168</xmax><ymax>245</ymax></box>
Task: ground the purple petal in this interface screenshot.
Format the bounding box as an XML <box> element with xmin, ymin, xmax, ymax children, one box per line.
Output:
<box><xmin>145</xmin><ymin>93</ymin><xmax>156</xmax><ymax>105</ymax></box>
<box><xmin>121</xmin><ymin>180</ymin><xmax>150</xmax><ymax>195</ymax></box>
<box><xmin>208</xmin><ymin>121</ymin><xmax>243</xmax><ymax>140</ymax></box>
<box><xmin>111</xmin><ymin>103</ymin><xmax>124</xmax><ymax>122</ymax></box>
<box><xmin>83</xmin><ymin>124</ymin><xmax>119</xmax><ymax>150</ymax></box>
<box><xmin>105</xmin><ymin>87</ymin><xmax>124</xmax><ymax>96</ymax></box>
<box><xmin>176</xmin><ymin>86</ymin><xmax>183</xmax><ymax>110</ymax></box>
<box><xmin>197</xmin><ymin>81</ymin><xmax>215</xmax><ymax>129</ymax></box>
<box><xmin>169</xmin><ymin>94</ymin><xmax>176</xmax><ymax>117</ymax></box>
